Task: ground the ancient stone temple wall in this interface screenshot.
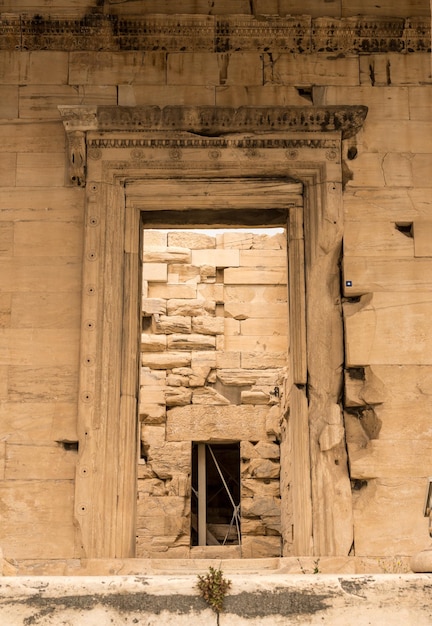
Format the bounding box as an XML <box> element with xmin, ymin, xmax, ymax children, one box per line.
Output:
<box><xmin>0</xmin><ymin>0</ymin><xmax>431</xmax><ymax>572</ymax></box>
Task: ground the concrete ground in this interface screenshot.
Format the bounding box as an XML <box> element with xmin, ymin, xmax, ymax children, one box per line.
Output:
<box><xmin>1</xmin><ymin>572</ymin><xmax>431</xmax><ymax>625</ymax></box>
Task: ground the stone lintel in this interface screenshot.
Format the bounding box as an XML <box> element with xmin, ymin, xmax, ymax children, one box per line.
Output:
<box><xmin>58</xmin><ymin>104</ymin><xmax>367</xmax><ymax>186</ymax></box>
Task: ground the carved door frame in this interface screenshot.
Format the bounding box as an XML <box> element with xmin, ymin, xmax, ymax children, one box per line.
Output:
<box><xmin>60</xmin><ymin>105</ymin><xmax>367</xmax><ymax>559</ymax></box>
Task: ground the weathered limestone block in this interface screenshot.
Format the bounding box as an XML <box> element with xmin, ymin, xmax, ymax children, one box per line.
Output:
<box><xmin>353</xmin><ymin>478</ymin><xmax>429</xmax><ymax>556</ymax></box>
<box><xmin>266</xmin><ymin>405</ymin><xmax>282</xmax><ymax>440</ymax></box>
<box><xmin>254</xmin><ymin>441</ymin><xmax>280</xmax><ymax>459</ymax></box>
<box><xmin>69</xmin><ymin>51</ymin><xmax>166</xmax><ymax>85</ymax></box>
<box><xmin>153</xmin><ymin>315</ymin><xmax>191</xmax><ymax>335</ymax></box>
<box><xmin>143</xmin><ymin>246</ymin><xmax>191</xmax><ymax>264</ymax></box>
<box><xmin>165</xmin><ymin>387</ymin><xmax>192</xmax><ymax>407</ymax></box>
<box><xmin>148</xmin><ymin>284</ymin><xmax>197</xmax><ymax>299</ymax></box>
<box><xmin>141</xmin><ymin>426</ymin><xmax>190</xmax><ymax>479</ymax></box>
<box><xmin>199</xmin><ymin>265</ymin><xmax>216</xmax><ymax>282</ymax></box>
<box><xmin>343</xmin><ymin>257</ymin><xmax>432</xmax><ymax>296</ymax></box>
<box><xmin>217</xmin><ymin>232</ymin><xmax>254</xmax><ymax>249</ymax></box>
<box><xmin>241</xmin><ymin>318</ymin><xmax>287</xmax><ymax>336</ymax></box>
<box><xmin>0</xmin><ymin>85</ymin><xmax>18</xmax><ymax>119</ymax></box>
<box><xmin>13</xmin><ymin>221</ymin><xmax>82</xmax><ymax>257</ymax></box>
<box><xmin>139</xmin><ymin>404</ymin><xmax>166</xmax><ymax>424</ymax></box>
<box><xmin>20</xmin><ymin>85</ymin><xmax>117</xmax><ymax>118</ymax></box>
<box><xmin>269</xmin><ymin>54</ymin><xmax>359</xmax><ymax>86</ymax></box>
<box><xmin>167</xmin><ymin>299</ymin><xmax>216</xmax><ymax>316</ymax></box>
<box><xmin>191</xmin><ymin>249</ymin><xmax>240</xmax><ymax>267</ymax></box>
<box><xmin>142</xmin><ymin>263</ymin><xmax>167</xmax><ymax>282</ymax></box>
<box><xmin>191</xmin><ymin>352</ymin><xmax>217</xmax><ymax>370</ymax></box>
<box><xmin>318</xmin><ymin>404</ymin><xmax>345</xmax><ymax>452</ymax></box>
<box><xmin>166</xmin><ymin>373</ymin><xmax>189</xmax><ymax>387</ymax></box>
<box><xmin>349</xmin><ymin>439</ymin><xmax>432</xmax><ymax>480</ymax></box>
<box><xmin>241</xmin><ymin>390</ymin><xmax>270</xmax><ymax>404</ymax></box>
<box><xmin>141</xmin><ymin>334</ymin><xmax>167</xmax><ymax>352</ymax></box>
<box><xmin>168</xmin><ymin>264</ymin><xmax>200</xmax><ymax>283</ymax></box>
<box><xmin>241</xmin><ymin>535</ymin><xmax>281</xmax><ymax>558</ymax></box>
<box><xmin>243</xmin><ymin>459</ymin><xmax>280</xmax><ymax>479</ymax></box>
<box><xmin>225</xmin><ymin>302</ymin><xmax>288</xmax><ymax>320</ymax></box>
<box><xmin>140</xmin><ymin>368</ymin><xmax>166</xmax><ymax>387</ymax></box>
<box><xmin>242</xmin><ymin>479</ymin><xmax>280</xmax><ymax>497</ymax></box>
<box><xmin>224</xmin><ymin>285</ymin><xmax>287</xmax><ymax>303</ymax></box>
<box><xmin>345</xmin><ymin>406</ymin><xmax>381</xmax><ymax>446</ymax></box>
<box><xmin>216</xmin><ymin>351</ymin><xmax>241</xmax><ymax>368</ymax></box>
<box><xmin>242</xmin><ymin>496</ymin><xmax>281</xmax><ymax>520</ymax></box>
<box><xmin>224</xmin><ymin>318</ymin><xmax>240</xmax><ymax>334</ymax></box>
<box><xmin>0</xmin><ymin>480</ymin><xmax>75</xmax><ymax>559</ymax></box>
<box><xmin>240</xmin><ymin>518</ymin><xmax>267</xmax><ymax>535</ymax></box>
<box><xmin>217</xmin><ymin>369</ymin><xmax>279</xmax><ymax>386</ymax></box>
<box><xmin>414</xmin><ymin>221</ymin><xmax>432</xmax><ymax>257</ymax></box>
<box><xmin>192</xmin><ymin>316</ymin><xmax>224</xmax><ymax>335</ymax></box>
<box><xmin>141</xmin><ymin>352</ymin><xmax>191</xmax><ymax>369</ymax></box>
<box><xmin>253</xmin><ymin>233</ymin><xmax>286</xmax><ymax>250</ymax></box>
<box><xmin>166</xmin><ymin>473</ymin><xmax>190</xmax><ymax>498</ymax></box>
<box><xmin>344</xmin><ymin>292</ymin><xmax>432</xmax><ymax>365</ymax></box>
<box><xmin>192</xmin><ymin>387</ymin><xmax>231</xmax><ymax>405</ymax></box>
<box><xmin>225</xmin><ymin>335</ymin><xmax>287</xmax><ymax>352</ymax></box>
<box><xmin>345</xmin><ymin>366</ymin><xmax>387</xmax><ymax>407</ymax></box>
<box><xmin>366</xmin><ymin>365</ymin><xmax>432</xmax><ymax>441</ymax></box>
<box><xmin>239</xmin><ymin>249</ymin><xmax>286</xmax><ymax>267</ymax></box>
<box><xmin>242</xmin><ymin>352</ymin><xmax>288</xmax><ymax>368</ymax></box>
<box><xmin>382</xmin><ymin>153</ymin><xmax>413</xmax><ymax>188</ymax></box>
<box><xmin>412</xmin><ymin>155</ymin><xmax>432</xmax><ymax>189</ymax></box>
<box><xmin>167</xmin><ymin>405</ymin><xmax>269</xmax><ymax>441</ymax></box>
<box><xmin>4</xmin><ymin>444</ymin><xmax>76</xmax><ymax>480</ymax></box>
<box><xmin>167</xmin><ymin>52</ymin><xmax>220</xmax><ymax>86</ymax></box>
<box><xmin>138</xmin><ymin>387</ymin><xmax>165</xmax><ymax>405</ymax></box>
<box><xmin>344</xmin><ymin>221</ymin><xmax>414</xmax><ymax>257</ymax></box>
<box><xmin>197</xmin><ymin>283</ymin><xmax>224</xmax><ymax>302</ymax></box>
<box><xmin>171</xmin><ymin>367</ymin><xmax>193</xmax><ymax>376</ymax></box>
<box><xmin>168</xmin><ymin>232</ymin><xmax>215</xmax><ymax>249</ymax></box>
<box><xmin>188</xmin><ymin>369</ymin><xmax>209</xmax><ymax>387</ymax></box>
<box><xmin>360</xmin><ymin>53</ymin><xmax>431</xmax><ymax>87</ymax></box>
<box><xmin>137</xmin><ymin>478</ymin><xmax>166</xmax><ymax>496</ymax></box>
<box><xmin>167</xmin><ymin>334</ymin><xmax>216</xmax><ymax>351</ymax></box>
<box><xmin>143</xmin><ymin>231</ymin><xmax>167</xmax><ymax>247</ymax></box>
<box><xmin>224</xmin><ymin>268</ymin><xmax>287</xmax><ymax>285</ymax></box>
<box><xmin>136</xmin><ymin>496</ymin><xmax>189</xmax><ymax>534</ymax></box>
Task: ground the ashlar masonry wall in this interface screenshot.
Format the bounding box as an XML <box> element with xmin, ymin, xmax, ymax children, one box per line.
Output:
<box><xmin>138</xmin><ymin>229</ymin><xmax>289</xmax><ymax>559</ymax></box>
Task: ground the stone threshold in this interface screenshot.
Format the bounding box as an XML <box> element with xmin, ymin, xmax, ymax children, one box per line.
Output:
<box><xmin>2</xmin><ymin>556</ymin><xmax>415</xmax><ymax>576</ymax></box>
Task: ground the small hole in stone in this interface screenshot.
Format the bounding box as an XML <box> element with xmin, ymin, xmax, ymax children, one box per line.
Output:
<box><xmin>347</xmin><ymin>146</ymin><xmax>358</xmax><ymax>160</ymax></box>
<box><xmin>57</xmin><ymin>440</ymin><xmax>79</xmax><ymax>451</ymax></box>
<box><xmin>395</xmin><ymin>222</ymin><xmax>413</xmax><ymax>238</ymax></box>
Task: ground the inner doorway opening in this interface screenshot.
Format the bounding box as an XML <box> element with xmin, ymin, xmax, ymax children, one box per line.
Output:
<box><xmin>191</xmin><ymin>442</ymin><xmax>241</xmax><ymax>547</ymax></box>
<box><xmin>137</xmin><ymin>218</ymin><xmax>292</xmax><ymax>559</ymax></box>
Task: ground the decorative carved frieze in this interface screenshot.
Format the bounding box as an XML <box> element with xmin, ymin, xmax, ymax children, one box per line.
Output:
<box><xmin>1</xmin><ymin>14</ymin><xmax>430</xmax><ymax>53</ymax></box>
<box><xmin>59</xmin><ymin>104</ymin><xmax>367</xmax><ymax>186</ymax></box>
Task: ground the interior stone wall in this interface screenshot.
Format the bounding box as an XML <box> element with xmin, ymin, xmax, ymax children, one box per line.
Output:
<box><xmin>0</xmin><ymin>0</ymin><xmax>431</xmax><ymax>568</ymax></box>
<box><xmin>138</xmin><ymin>229</ymin><xmax>289</xmax><ymax>558</ymax></box>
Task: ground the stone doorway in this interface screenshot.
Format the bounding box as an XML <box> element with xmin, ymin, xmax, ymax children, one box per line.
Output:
<box><xmin>60</xmin><ymin>104</ymin><xmax>367</xmax><ymax>559</ymax></box>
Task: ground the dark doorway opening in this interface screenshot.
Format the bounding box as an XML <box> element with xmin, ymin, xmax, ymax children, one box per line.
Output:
<box><xmin>191</xmin><ymin>442</ymin><xmax>241</xmax><ymax>546</ymax></box>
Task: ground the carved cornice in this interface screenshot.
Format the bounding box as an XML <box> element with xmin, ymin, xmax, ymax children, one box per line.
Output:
<box><xmin>1</xmin><ymin>14</ymin><xmax>430</xmax><ymax>53</ymax></box>
<box><xmin>59</xmin><ymin>105</ymin><xmax>367</xmax><ymax>186</ymax></box>
<box><xmin>60</xmin><ymin>105</ymin><xmax>367</xmax><ymax>136</ymax></box>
